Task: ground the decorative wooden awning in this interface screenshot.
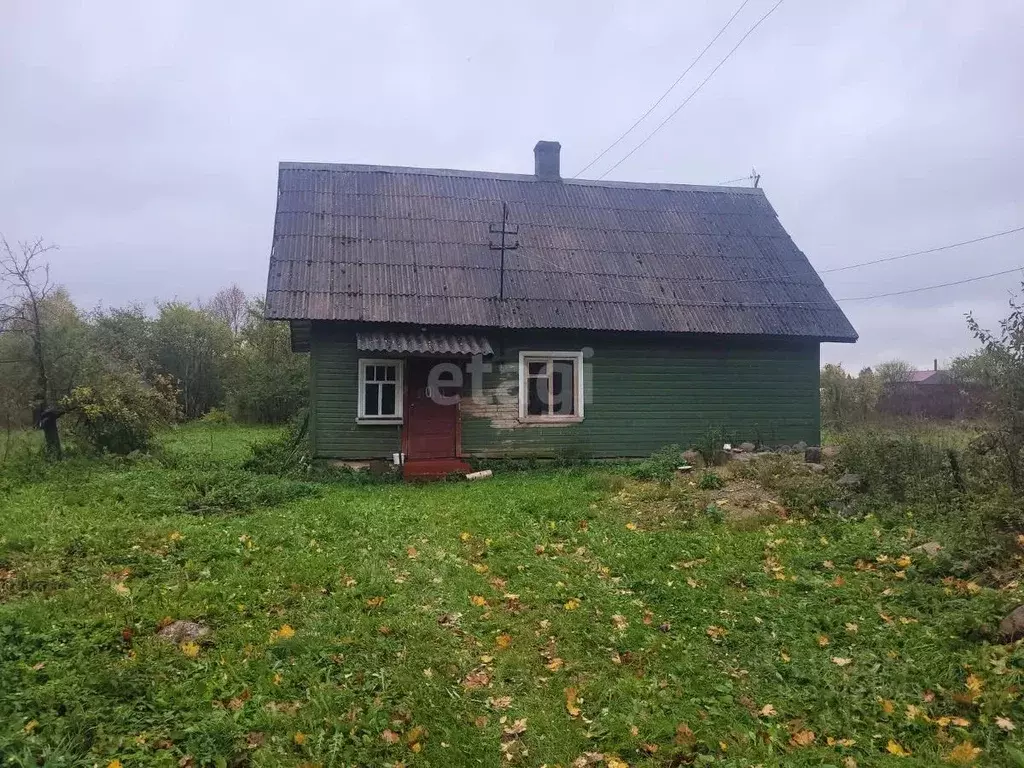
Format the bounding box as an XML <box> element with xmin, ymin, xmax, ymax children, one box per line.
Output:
<box><xmin>356</xmin><ymin>331</ymin><xmax>493</xmax><ymax>357</ymax></box>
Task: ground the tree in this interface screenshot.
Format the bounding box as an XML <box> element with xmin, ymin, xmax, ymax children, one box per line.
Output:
<box><xmin>0</xmin><ymin>236</ymin><xmax>66</xmax><ymax>456</ymax></box>
<box><xmin>964</xmin><ymin>284</ymin><xmax>1024</xmax><ymax>493</ymax></box>
<box><xmin>876</xmin><ymin>359</ymin><xmax>914</xmax><ymax>394</ymax></box>
<box><xmin>205</xmin><ymin>283</ymin><xmax>248</xmax><ymax>335</ymax></box>
<box><xmin>227</xmin><ymin>297</ymin><xmax>308</xmax><ymax>423</ymax></box>
<box><xmin>152</xmin><ymin>302</ymin><xmax>234</xmax><ymax>419</ymax></box>
<box><xmin>854</xmin><ymin>366</ymin><xmax>881</xmax><ymax>421</ymax></box>
<box><xmin>820</xmin><ymin>363</ymin><xmax>856</xmax><ymax>429</ymax></box>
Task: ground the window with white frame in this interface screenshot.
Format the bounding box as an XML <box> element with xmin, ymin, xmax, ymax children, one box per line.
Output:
<box><xmin>518</xmin><ymin>351</ymin><xmax>584</xmax><ymax>421</ymax></box>
<box><xmin>357</xmin><ymin>359</ymin><xmax>403</xmax><ymax>422</ymax></box>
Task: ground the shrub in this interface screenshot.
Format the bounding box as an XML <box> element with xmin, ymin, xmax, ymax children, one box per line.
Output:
<box><xmin>696</xmin><ymin>427</ymin><xmax>729</xmax><ymax>467</ymax></box>
<box><xmin>242</xmin><ymin>412</ymin><xmax>311</xmax><ymax>477</ymax></box>
<box><xmin>697</xmin><ymin>471</ymin><xmax>724</xmax><ymax>490</ymax></box>
<box><xmin>200</xmin><ymin>408</ymin><xmax>233</xmax><ymax>426</ymax></box>
<box><xmin>62</xmin><ymin>372</ymin><xmax>181</xmax><ymax>455</ymax></box>
<box><xmin>625</xmin><ymin>445</ymin><xmax>681</xmax><ymax>482</ymax></box>
<box><xmin>836</xmin><ymin>429</ymin><xmax>959</xmax><ymax>504</ymax></box>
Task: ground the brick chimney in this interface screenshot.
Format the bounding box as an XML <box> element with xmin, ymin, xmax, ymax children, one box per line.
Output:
<box><xmin>534</xmin><ymin>140</ymin><xmax>561</xmax><ymax>181</ymax></box>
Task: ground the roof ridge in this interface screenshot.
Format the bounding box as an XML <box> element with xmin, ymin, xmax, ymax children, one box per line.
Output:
<box><xmin>278</xmin><ymin>161</ymin><xmax>767</xmax><ymax>196</ymax></box>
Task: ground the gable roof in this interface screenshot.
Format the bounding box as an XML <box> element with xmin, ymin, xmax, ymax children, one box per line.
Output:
<box><xmin>265</xmin><ymin>162</ymin><xmax>857</xmax><ymax>342</ymax></box>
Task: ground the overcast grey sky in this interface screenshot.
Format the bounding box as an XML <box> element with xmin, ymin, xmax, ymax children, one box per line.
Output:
<box><xmin>2</xmin><ymin>0</ymin><xmax>1022</xmax><ymax>370</ymax></box>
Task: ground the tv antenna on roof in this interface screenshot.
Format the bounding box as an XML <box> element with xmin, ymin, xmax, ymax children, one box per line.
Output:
<box><xmin>489</xmin><ymin>202</ymin><xmax>519</xmax><ymax>303</ymax></box>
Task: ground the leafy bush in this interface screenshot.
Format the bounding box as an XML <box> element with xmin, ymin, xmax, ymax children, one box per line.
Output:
<box><xmin>697</xmin><ymin>471</ymin><xmax>724</xmax><ymax>490</ymax></box>
<box><xmin>625</xmin><ymin>445</ymin><xmax>681</xmax><ymax>482</ymax></box>
<box><xmin>959</xmin><ymin>289</ymin><xmax>1024</xmax><ymax>499</ymax></box>
<box><xmin>62</xmin><ymin>371</ymin><xmax>181</xmax><ymax>455</ymax></box>
<box><xmin>199</xmin><ymin>407</ymin><xmax>233</xmax><ymax>426</ymax></box>
<box><xmin>836</xmin><ymin>429</ymin><xmax>959</xmax><ymax>504</ymax></box>
<box><xmin>695</xmin><ymin>427</ymin><xmax>728</xmax><ymax>466</ymax></box>
<box><xmin>242</xmin><ymin>412</ymin><xmax>311</xmax><ymax>477</ymax></box>
<box><xmin>243</xmin><ymin>412</ymin><xmax>399</xmax><ymax>484</ymax></box>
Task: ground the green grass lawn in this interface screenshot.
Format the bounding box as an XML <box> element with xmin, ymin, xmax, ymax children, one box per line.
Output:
<box><xmin>2</xmin><ymin>426</ymin><xmax>1023</xmax><ymax>767</ymax></box>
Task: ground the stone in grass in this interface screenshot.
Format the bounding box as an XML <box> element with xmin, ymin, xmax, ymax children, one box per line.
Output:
<box><xmin>738</xmin><ymin>442</ymin><xmax>756</xmax><ymax>453</ymax></box>
<box><xmin>804</xmin><ymin>446</ymin><xmax>823</xmax><ymax>464</ymax></box>
<box><xmin>999</xmin><ymin>605</ymin><xmax>1024</xmax><ymax>643</ymax></box>
<box><xmin>156</xmin><ymin>620</ymin><xmax>210</xmax><ymax>644</ymax></box>
<box><xmin>793</xmin><ymin>440</ymin><xmax>808</xmax><ymax>452</ymax></box>
<box><xmin>775</xmin><ymin>445</ymin><xmax>792</xmax><ymax>454</ymax></box>
<box><xmin>910</xmin><ymin>541</ymin><xmax>942</xmax><ymax>559</ymax></box>
<box><xmin>806</xmin><ymin>463</ymin><xmax>827</xmax><ymax>473</ymax></box>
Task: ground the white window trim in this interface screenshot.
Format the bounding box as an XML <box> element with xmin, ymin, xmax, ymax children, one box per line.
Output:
<box><xmin>356</xmin><ymin>358</ymin><xmax>404</xmax><ymax>425</ymax></box>
<box><xmin>518</xmin><ymin>350</ymin><xmax>585</xmax><ymax>423</ymax></box>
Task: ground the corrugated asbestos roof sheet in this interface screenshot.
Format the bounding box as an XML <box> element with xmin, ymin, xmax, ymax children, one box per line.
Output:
<box><xmin>356</xmin><ymin>330</ymin><xmax>493</xmax><ymax>356</ymax></box>
<box><xmin>265</xmin><ymin>162</ymin><xmax>857</xmax><ymax>342</ymax></box>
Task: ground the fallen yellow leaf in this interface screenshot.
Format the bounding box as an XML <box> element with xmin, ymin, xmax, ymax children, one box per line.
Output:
<box><xmin>606</xmin><ymin>758</ymin><xmax>628</xmax><ymax>768</ymax></box>
<box><xmin>180</xmin><ymin>641</ymin><xmax>200</xmax><ymax>658</ymax></box>
<box><xmin>896</xmin><ymin>555</ymin><xmax>912</xmax><ymax>568</ymax></box>
<box><xmin>106</xmin><ymin>762</ymin><xmax>123</xmax><ymax>768</ymax></box>
<box><xmin>945</xmin><ymin>741</ymin><xmax>981</xmax><ymax>765</ymax></box>
<box><xmin>706</xmin><ymin>625</ymin><xmax>728</xmax><ymax>640</ymax></box>
<box><xmin>545</xmin><ymin>657</ymin><xmax>564</xmax><ymax>672</ymax></box>
<box><xmin>886</xmin><ymin>739</ymin><xmax>910</xmax><ymax>757</ymax></box>
<box><xmin>293</xmin><ymin>732</ymin><xmax>306</xmax><ymax>745</ymax></box>
<box><xmin>23</xmin><ymin>720</ymin><xmax>39</xmax><ymax>734</ymax></box>
<box><xmin>826</xmin><ymin>736</ymin><xmax>856</xmax><ymax>747</ymax></box>
<box><xmin>271</xmin><ymin>624</ymin><xmax>295</xmax><ymax>641</ymax></box>
<box><xmin>880</xmin><ymin>699</ymin><xmax>895</xmax><ymax>714</ymax></box>
<box><xmin>563</xmin><ymin>598</ymin><xmax>581</xmax><ymax>611</ymax></box>
<box><xmin>996</xmin><ymin>716</ymin><xmax>1015</xmax><ymax>731</ymax></box>
<box><xmin>759</xmin><ymin>704</ymin><xmax>776</xmax><ymax>717</ymax></box>
<box><xmin>469</xmin><ymin>595</ymin><xmax>488</xmax><ymax>607</ymax></box>
<box><xmin>817</xmin><ymin>634</ymin><xmax>830</xmax><ymax>647</ymax></box>
<box><xmin>565</xmin><ymin>687</ymin><xmax>582</xmax><ymax>717</ymax></box>
<box><xmin>625</xmin><ymin>522</ymin><xmax>638</xmax><ymax>531</ymax></box>
<box><xmin>459</xmin><ymin>532</ymin><xmax>472</xmax><ymax>541</ymax></box>
<box><xmin>831</xmin><ymin>657</ymin><xmax>852</xmax><ymax>666</ymax></box>
<box><xmin>965</xmin><ymin>673</ymin><xmax>983</xmax><ymax>699</ymax></box>
<box><xmin>495</xmin><ymin>633</ymin><xmax>511</xmax><ymax>649</ymax></box>
<box><xmin>789</xmin><ymin>729</ymin><xmax>815</xmax><ymax>747</ymax></box>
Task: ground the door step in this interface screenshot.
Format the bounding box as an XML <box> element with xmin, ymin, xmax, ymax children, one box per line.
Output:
<box><xmin>402</xmin><ymin>458</ymin><xmax>472</xmax><ymax>481</ymax></box>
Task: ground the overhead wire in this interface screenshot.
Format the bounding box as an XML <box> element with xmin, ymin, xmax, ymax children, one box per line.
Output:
<box><xmin>596</xmin><ymin>0</ymin><xmax>786</xmax><ymax>180</ymax></box>
<box><xmin>833</xmin><ymin>266</ymin><xmax>1022</xmax><ymax>301</ymax></box>
<box><xmin>572</xmin><ymin>0</ymin><xmax>753</xmax><ymax>179</ymax></box>
<box><xmin>820</xmin><ymin>224</ymin><xmax>1024</xmax><ymax>274</ymax></box>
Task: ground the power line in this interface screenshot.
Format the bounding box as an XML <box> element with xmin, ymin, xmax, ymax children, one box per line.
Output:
<box><xmin>834</xmin><ymin>266</ymin><xmax>1022</xmax><ymax>302</ymax></box>
<box><xmin>821</xmin><ymin>224</ymin><xmax>1024</xmax><ymax>274</ymax></box>
<box><xmin>717</xmin><ymin>175</ymin><xmax>752</xmax><ymax>185</ymax></box>
<box><xmin>572</xmin><ymin>0</ymin><xmax>753</xmax><ymax>179</ymax></box>
<box><xmin>596</xmin><ymin>0</ymin><xmax>786</xmax><ymax>180</ymax></box>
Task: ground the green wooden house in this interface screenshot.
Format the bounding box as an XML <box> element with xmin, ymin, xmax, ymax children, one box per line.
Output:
<box><xmin>265</xmin><ymin>141</ymin><xmax>856</xmax><ymax>476</ymax></box>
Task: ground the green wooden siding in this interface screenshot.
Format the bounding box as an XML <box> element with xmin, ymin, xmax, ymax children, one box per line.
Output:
<box><xmin>308</xmin><ymin>324</ymin><xmax>820</xmax><ymax>460</ymax></box>
<box><xmin>309</xmin><ymin>323</ymin><xmax>401</xmax><ymax>459</ymax></box>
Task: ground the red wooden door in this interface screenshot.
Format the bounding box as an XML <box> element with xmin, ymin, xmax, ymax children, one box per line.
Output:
<box><xmin>404</xmin><ymin>359</ymin><xmax>461</xmax><ymax>459</ymax></box>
